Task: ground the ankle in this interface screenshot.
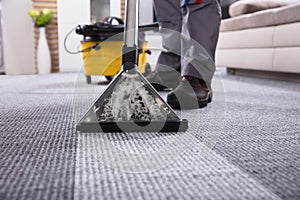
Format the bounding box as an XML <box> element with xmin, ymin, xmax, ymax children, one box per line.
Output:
<box><xmin>183</xmin><ymin>76</ymin><xmax>208</xmax><ymax>89</ymax></box>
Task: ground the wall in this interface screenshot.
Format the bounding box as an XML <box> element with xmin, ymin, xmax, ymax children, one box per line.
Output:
<box><xmin>91</xmin><ymin>0</ymin><xmax>111</xmax><ymax>22</ymax></box>
<box><xmin>0</xmin><ymin>0</ymin><xmax>155</xmax><ymax>74</ymax></box>
<box><xmin>57</xmin><ymin>0</ymin><xmax>90</xmax><ymax>72</ymax></box>
<box><xmin>2</xmin><ymin>0</ymin><xmax>35</xmax><ymax>75</ymax></box>
<box><xmin>57</xmin><ymin>0</ymin><xmax>123</xmax><ymax>72</ymax></box>
<box><xmin>120</xmin><ymin>0</ymin><xmax>153</xmax><ymax>23</ymax></box>
<box><xmin>111</xmin><ymin>0</ymin><xmax>121</xmax><ymax>18</ymax></box>
<box><xmin>57</xmin><ymin>0</ymin><xmax>153</xmax><ymax>72</ymax></box>
<box><xmin>0</xmin><ymin>3</ymin><xmax>4</xmax><ymax>73</ymax></box>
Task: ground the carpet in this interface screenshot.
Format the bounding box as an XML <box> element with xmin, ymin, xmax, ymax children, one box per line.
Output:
<box><xmin>0</xmin><ymin>69</ymin><xmax>299</xmax><ymax>200</ymax></box>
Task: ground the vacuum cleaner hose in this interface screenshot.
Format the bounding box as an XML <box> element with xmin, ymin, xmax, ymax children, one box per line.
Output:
<box><xmin>63</xmin><ymin>26</ymin><xmax>83</xmax><ymax>54</ymax></box>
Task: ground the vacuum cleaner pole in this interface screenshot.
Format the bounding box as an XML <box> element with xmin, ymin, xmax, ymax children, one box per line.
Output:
<box><xmin>124</xmin><ymin>0</ymin><xmax>138</xmax><ymax>47</ymax></box>
<box><xmin>122</xmin><ymin>0</ymin><xmax>139</xmax><ymax>71</ymax></box>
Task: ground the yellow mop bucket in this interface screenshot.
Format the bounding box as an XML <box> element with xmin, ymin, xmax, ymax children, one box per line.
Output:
<box><xmin>75</xmin><ymin>17</ymin><xmax>152</xmax><ymax>83</ymax></box>
<box><xmin>81</xmin><ymin>40</ymin><xmax>149</xmax><ymax>82</ymax></box>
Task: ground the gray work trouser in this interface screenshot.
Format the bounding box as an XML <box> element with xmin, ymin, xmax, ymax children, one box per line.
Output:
<box><xmin>153</xmin><ymin>0</ymin><xmax>221</xmax><ymax>87</ymax></box>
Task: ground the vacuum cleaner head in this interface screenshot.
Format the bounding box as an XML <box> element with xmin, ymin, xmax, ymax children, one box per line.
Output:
<box><xmin>76</xmin><ymin>0</ymin><xmax>188</xmax><ymax>132</ymax></box>
<box><xmin>76</xmin><ymin>68</ymin><xmax>188</xmax><ymax>132</ymax></box>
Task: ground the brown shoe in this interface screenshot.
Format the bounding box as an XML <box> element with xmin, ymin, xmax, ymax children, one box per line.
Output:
<box><xmin>167</xmin><ymin>76</ymin><xmax>212</xmax><ymax>109</ymax></box>
<box><xmin>146</xmin><ymin>70</ymin><xmax>181</xmax><ymax>91</ymax></box>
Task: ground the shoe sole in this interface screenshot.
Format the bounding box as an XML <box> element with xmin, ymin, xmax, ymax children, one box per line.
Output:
<box><xmin>151</xmin><ymin>83</ymin><xmax>167</xmax><ymax>91</ymax></box>
<box><xmin>167</xmin><ymin>92</ymin><xmax>212</xmax><ymax>110</ymax></box>
<box><xmin>151</xmin><ymin>82</ymin><xmax>179</xmax><ymax>92</ymax></box>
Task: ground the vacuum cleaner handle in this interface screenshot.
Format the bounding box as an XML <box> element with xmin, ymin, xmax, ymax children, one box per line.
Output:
<box><xmin>105</xmin><ymin>17</ymin><xmax>124</xmax><ymax>25</ymax></box>
<box><xmin>123</xmin><ymin>0</ymin><xmax>159</xmax><ymax>46</ymax></box>
<box><xmin>124</xmin><ymin>0</ymin><xmax>139</xmax><ymax>48</ymax></box>
<box><xmin>122</xmin><ymin>0</ymin><xmax>158</xmax><ymax>69</ymax></box>
<box><xmin>122</xmin><ymin>0</ymin><xmax>139</xmax><ymax>71</ymax></box>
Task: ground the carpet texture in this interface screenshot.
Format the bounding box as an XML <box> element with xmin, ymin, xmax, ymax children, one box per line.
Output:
<box><xmin>0</xmin><ymin>70</ymin><xmax>299</xmax><ymax>200</ymax></box>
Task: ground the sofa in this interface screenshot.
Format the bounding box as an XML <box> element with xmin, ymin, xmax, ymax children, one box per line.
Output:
<box><xmin>216</xmin><ymin>0</ymin><xmax>300</xmax><ymax>74</ymax></box>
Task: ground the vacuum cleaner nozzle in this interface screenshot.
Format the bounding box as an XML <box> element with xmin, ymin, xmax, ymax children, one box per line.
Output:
<box><xmin>76</xmin><ymin>66</ymin><xmax>188</xmax><ymax>132</ymax></box>
<box><xmin>76</xmin><ymin>0</ymin><xmax>188</xmax><ymax>133</ymax></box>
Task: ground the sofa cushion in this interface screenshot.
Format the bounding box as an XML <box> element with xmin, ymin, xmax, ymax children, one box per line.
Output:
<box><xmin>229</xmin><ymin>0</ymin><xmax>291</xmax><ymax>17</ymax></box>
<box><xmin>221</xmin><ymin>3</ymin><xmax>300</xmax><ymax>32</ymax></box>
<box><xmin>221</xmin><ymin>0</ymin><xmax>240</xmax><ymax>19</ymax></box>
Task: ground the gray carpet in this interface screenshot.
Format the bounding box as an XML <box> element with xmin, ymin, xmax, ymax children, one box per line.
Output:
<box><xmin>0</xmin><ymin>69</ymin><xmax>299</xmax><ymax>200</ymax></box>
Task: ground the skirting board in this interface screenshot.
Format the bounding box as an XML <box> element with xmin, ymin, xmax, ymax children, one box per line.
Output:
<box><xmin>225</xmin><ymin>67</ymin><xmax>300</xmax><ymax>83</ymax></box>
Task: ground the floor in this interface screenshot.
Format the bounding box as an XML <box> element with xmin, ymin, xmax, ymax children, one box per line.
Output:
<box><xmin>0</xmin><ymin>69</ymin><xmax>299</xmax><ymax>200</ymax></box>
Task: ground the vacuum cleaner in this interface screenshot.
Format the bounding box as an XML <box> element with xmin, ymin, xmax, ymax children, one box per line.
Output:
<box><xmin>75</xmin><ymin>17</ymin><xmax>154</xmax><ymax>83</ymax></box>
<box><xmin>76</xmin><ymin>0</ymin><xmax>188</xmax><ymax>132</ymax></box>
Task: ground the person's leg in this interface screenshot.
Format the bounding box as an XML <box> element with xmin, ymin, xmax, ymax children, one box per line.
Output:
<box><xmin>167</xmin><ymin>0</ymin><xmax>221</xmax><ymax>109</ymax></box>
<box><xmin>153</xmin><ymin>0</ymin><xmax>182</xmax><ymax>72</ymax></box>
<box><xmin>147</xmin><ymin>0</ymin><xmax>183</xmax><ymax>91</ymax></box>
<box><xmin>181</xmin><ymin>0</ymin><xmax>222</xmax><ymax>87</ymax></box>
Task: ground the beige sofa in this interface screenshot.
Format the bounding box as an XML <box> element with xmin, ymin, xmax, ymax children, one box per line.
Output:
<box><xmin>216</xmin><ymin>1</ymin><xmax>300</xmax><ymax>74</ymax></box>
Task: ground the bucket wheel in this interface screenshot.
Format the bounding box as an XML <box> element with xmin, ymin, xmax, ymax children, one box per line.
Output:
<box><xmin>86</xmin><ymin>75</ymin><xmax>92</xmax><ymax>84</ymax></box>
<box><xmin>105</xmin><ymin>76</ymin><xmax>114</xmax><ymax>81</ymax></box>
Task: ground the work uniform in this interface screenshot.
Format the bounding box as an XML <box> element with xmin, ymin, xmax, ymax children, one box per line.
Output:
<box><xmin>153</xmin><ymin>0</ymin><xmax>221</xmax><ymax>87</ymax></box>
